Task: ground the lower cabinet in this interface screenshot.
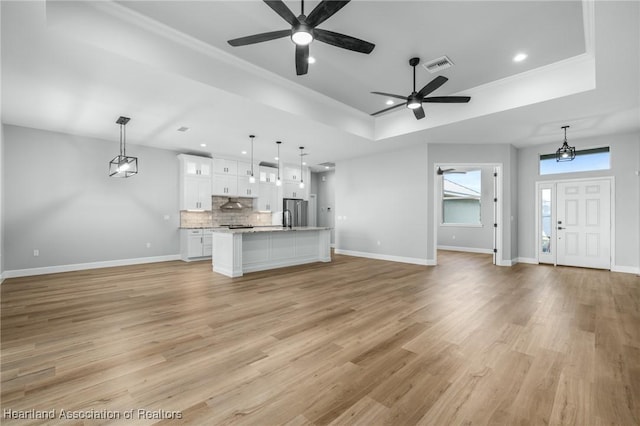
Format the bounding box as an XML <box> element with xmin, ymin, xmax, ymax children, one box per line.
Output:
<box><xmin>180</xmin><ymin>229</ymin><xmax>212</xmax><ymax>261</ymax></box>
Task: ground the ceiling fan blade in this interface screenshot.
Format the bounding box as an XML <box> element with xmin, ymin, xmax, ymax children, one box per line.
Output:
<box><xmin>295</xmin><ymin>44</ymin><xmax>309</xmax><ymax>75</ymax></box>
<box><xmin>314</xmin><ymin>29</ymin><xmax>375</xmax><ymax>54</ymax></box>
<box><xmin>417</xmin><ymin>75</ymin><xmax>448</xmax><ymax>98</ymax></box>
<box><xmin>413</xmin><ymin>106</ymin><xmax>426</xmax><ymax>120</ymax></box>
<box><xmin>306</xmin><ymin>1</ymin><xmax>350</xmax><ymax>27</ymax></box>
<box><xmin>371</xmin><ymin>91</ymin><xmax>406</xmax><ymax>101</ymax></box>
<box><xmin>227</xmin><ymin>29</ymin><xmax>291</xmax><ymax>47</ymax></box>
<box><xmin>424</xmin><ymin>96</ymin><xmax>471</xmax><ymax>103</ymax></box>
<box><xmin>263</xmin><ymin>0</ymin><xmax>299</xmax><ymax>26</ymax></box>
<box><xmin>371</xmin><ymin>103</ymin><xmax>405</xmax><ymax>116</ymax></box>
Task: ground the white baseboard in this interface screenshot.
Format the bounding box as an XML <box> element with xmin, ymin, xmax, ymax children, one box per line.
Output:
<box><xmin>334</xmin><ymin>249</ymin><xmax>429</xmax><ymax>266</ymax></box>
<box><xmin>611</xmin><ymin>265</ymin><xmax>640</xmax><ymax>275</ymax></box>
<box><xmin>496</xmin><ymin>259</ymin><xmax>513</xmax><ymax>267</ymax></box>
<box><xmin>517</xmin><ymin>257</ymin><xmax>539</xmax><ymax>265</ymax></box>
<box><xmin>330</xmin><ymin>243</ymin><xmax>335</xmax><ymax>248</ymax></box>
<box><xmin>3</xmin><ymin>254</ymin><xmax>181</xmax><ymax>279</ymax></box>
<box><xmin>437</xmin><ymin>245</ymin><xmax>493</xmax><ymax>255</ymax></box>
<box><xmin>0</xmin><ymin>272</ymin><xmax>4</xmax><ymax>285</ymax></box>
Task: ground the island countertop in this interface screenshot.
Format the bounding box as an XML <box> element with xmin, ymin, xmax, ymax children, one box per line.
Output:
<box><xmin>211</xmin><ymin>226</ymin><xmax>331</xmax><ymax>234</ymax></box>
<box><xmin>212</xmin><ymin>226</ymin><xmax>331</xmax><ymax>277</ymax></box>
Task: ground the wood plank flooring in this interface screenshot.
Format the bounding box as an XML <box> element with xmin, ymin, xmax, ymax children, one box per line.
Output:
<box><xmin>1</xmin><ymin>251</ymin><xmax>639</xmax><ymax>425</ymax></box>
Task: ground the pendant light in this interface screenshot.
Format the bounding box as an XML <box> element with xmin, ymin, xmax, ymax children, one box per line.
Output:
<box><xmin>275</xmin><ymin>141</ymin><xmax>282</xmax><ymax>186</ymax></box>
<box><xmin>248</xmin><ymin>135</ymin><xmax>256</xmax><ymax>183</ymax></box>
<box><xmin>109</xmin><ymin>116</ymin><xmax>138</xmax><ymax>178</ymax></box>
<box><xmin>556</xmin><ymin>125</ymin><xmax>575</xmax><ymax>162</ymax></box>
<box><xmin>299</xmin><ymin>146</ymin><xmax>305</xmax><ymax>189</ymax></box>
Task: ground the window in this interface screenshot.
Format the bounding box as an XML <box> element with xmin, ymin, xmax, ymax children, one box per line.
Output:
<box><xmin>442</xmin><ymin>169</ymin><xmax>481</xmax><ymax>225</ymax></box>
<box><xmin>540</xmin><ymin>147</ymin><xmax>610</xmax><ymax>175</ymax></box>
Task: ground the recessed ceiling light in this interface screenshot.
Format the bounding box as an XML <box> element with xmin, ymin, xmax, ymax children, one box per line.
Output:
<box><xmin>307</xmin><ymin>56</ymin><xmax>316</xmax><ymax>64</ymax></box>
<box><xmin>177</xmin><ymin>126</ymin><xmax>190</xmax><ymax>132</ymax></box>
<box><xmin>302</xmin><ymin>161</ymin><xmax>307</xmax><ymax>165</ymax></box>
<box><xmin>241</xmin><ymin>150</ymin><xmax>247</xmax><ymax>155</ymax></box>
<box><xmin>325</xmin><ymin>166</ymin><xmax>330</xmax><ymax>169</ymax></box>
<box><xmin>200</xmin><ymin>143</ymin><xmax>207</xmax><ymax>147</ymax></box>
<box><xmin>274</xmin><ymin>156</ymin><xmax>279</xmax><ymax>160</ymax></box>
<box><xmin>513</xmin><ymin>53</ymin><xmax>527</xmax><ymax>62</ymax></box>
<box><xmin>386</xmin><ymin>100</ymin><xmax>394</xmax><ymax>105</ymax></box>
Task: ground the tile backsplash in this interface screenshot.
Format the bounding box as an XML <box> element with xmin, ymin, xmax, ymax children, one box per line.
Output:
<box><xmin>180</xmin><ymin>197</ymin><xmax>274</xmax><ymax>228</ymax></box>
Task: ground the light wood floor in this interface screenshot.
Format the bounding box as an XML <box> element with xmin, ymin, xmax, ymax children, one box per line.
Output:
<box><xmin>2</xmin><ymin>251</ymin><xmax>639</xmax><ymax>425</ymax></box>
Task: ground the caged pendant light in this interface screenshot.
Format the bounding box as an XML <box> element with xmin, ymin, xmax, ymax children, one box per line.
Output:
<box><xmin>109</xmin><ymin>116</ymin><xmax>138</xmax><ymax>177</ymax></box>
<box><xmin>556</xmin><ymin>125</ymin><xmax>575</xmax><ymax>162</ymax></box>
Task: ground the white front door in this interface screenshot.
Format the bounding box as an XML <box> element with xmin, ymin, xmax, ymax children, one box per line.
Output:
<box><xmin>556</xmin><ymin>180</ymin><xmax>611</xmax><ymax>269</ymax></box>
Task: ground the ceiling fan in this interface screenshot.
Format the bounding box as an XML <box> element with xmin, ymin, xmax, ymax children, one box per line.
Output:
<box><xmin>437</xmin><ymin>167</ymin><xmax>467</xmax><ymax>175</ymax></box>
<box><xmin>371</xmin><ymin>57</ymin><xmax>471</xmax><ymax>120</ymax></box>
<box><xmin>227</xmin><ymin>0</ymin><xmax>375</xmax><ymax>76</ymax></box>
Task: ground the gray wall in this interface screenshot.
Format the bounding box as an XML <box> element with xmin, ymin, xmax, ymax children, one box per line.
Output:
<box><xmin>437</xmin><ymin>165</ymin><xmax>495</xmax><ymax>251</ymax></box>
<box><xmin>315</xmin><ymin>170</ymin><xmax>335</xmax><ymax>244</ymax></box>
<box><xmin>1</xmin><ymin>123</ymin><xmax>4</xmax><ymax>277</ymax></box>
<box><xmin>3</xmin><ymin>125</ymin><xmax>180</xmax><ymax>271</ymax></box>
<box><xmin>517</xmin><ymin>131</ymin><xmax>640</xmax><ymax>269</ymax></box>
<box><xmin>427</xmin><ymin>144</ymin><xmax>517</xmax><ymax>263</ymax></box>
<box><xmin>335</xmin><ymin>143</ymin><xmax>429</xmax><ymax>262</ymax></box>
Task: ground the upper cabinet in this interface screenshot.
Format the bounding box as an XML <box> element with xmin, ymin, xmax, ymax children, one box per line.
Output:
<box><xmin>237</xmin><ymin>161</ymin><xmax>258</xmax><ymax>179</ymax></box>
<box><xmin>212</xmin><ymin>157</ymin><xmax>257</xmax><ymax>198</ymax></box>
<box><xmin>178</xmin><ymin>154</ymin><xmax>213</xmax><ymax>210</ymax></box>
<box><xmin>259</xmin><ymin>166</ymin><xmax>278</xmax><ymax>184</ymax></box>
<box><xmin>181</xmin><ymin>154</ymin><xmax>212</xmax><ymax>177</ymax></box>
<box><xmin>213</xmin><ymin>158</ymin><xmax>238</xmax><ymax>175</ymax></box>
<box><xmin>284</xmin><ymin>165</ymin><xmax>302</xmax><ymax>182</ymax></box>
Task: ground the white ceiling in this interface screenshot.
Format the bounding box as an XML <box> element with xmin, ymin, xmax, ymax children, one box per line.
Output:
<box><xmin>1</xmin><ymin>1</ymin><xmax>638</xmax><ymax>170</ymax></box>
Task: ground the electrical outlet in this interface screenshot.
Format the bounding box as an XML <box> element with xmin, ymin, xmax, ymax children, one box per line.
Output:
<box><xmin>33</xmin><ymin>249</ymin><xmax>39</xmax><ymax>257</ymax></box>
<box><xmin>146</xmin><ymin>242</ymin><xmax>151</xmax><ymax>248</ymax></box>
<box><xmin>163</xmin><ymin>215</ymin><xmax>170</xmax><ymax>221</ymax></box>
<box><xmin>452</xmin><ymin>235</ymin><xmax>456</xmax><ymax>240</ymax></box>
<box><xmin>376</xmin><ymin>240</ymin><xmax>381</xmax><ymax>246</ymax></box>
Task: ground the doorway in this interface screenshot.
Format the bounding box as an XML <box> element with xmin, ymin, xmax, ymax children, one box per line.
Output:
<box><xmin>434</xmin><ymin>163</ymin><xmax>503</xmax><ymax>266</ymax></box>
<box><xmin>536</xmin><ymin>178</ymin><xmax>613</xmax><ymax>269</ymax></box>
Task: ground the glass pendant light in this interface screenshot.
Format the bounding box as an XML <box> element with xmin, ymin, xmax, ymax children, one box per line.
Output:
<box><xmin>556</xmin><ymin>125</ymin><xmax>575</xmax><ymax>162</ymax></box>
<box><xmin>299</xmin><ymin>146</ymin><xmax>305</xmax><ymax>189</ymax></box>
<box><xmin>249</xmin><ymin>135</ymin><xmax>256</xmax><ymax>183</ymax></box>
<box><xmin>109</xmin><ymin>116</ymin><xmax>138</xmax><ymax>177</ymax></box>
<box><xmin>275</xmin><ymin>141</ymin><xmax>282</xmax><ymax>186</ymax></box>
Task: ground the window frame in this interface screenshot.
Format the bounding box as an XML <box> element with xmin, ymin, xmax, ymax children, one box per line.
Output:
<box><xmin>539</xmin><ymin>146</ymin><xmax>611</xmax><ymax>176</ymax></box>
<box><xmin>441</xmin><ymin>169</ymin><xmax>483</xmax><ymax>226</ymax></box>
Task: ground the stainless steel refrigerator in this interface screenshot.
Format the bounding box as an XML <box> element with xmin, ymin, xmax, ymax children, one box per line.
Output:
<box><xmin>283</xmin><ymin>198</ymin><xmax>308</xmax><ymax>227</ymax></box>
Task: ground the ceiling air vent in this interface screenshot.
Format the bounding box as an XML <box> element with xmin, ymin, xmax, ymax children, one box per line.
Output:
<box><xmin>422</xmin><ymin>56</ymin><xmax>454</xmax><ymax>74</ymax></box>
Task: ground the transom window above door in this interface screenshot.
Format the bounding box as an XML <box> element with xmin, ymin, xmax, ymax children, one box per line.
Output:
<box><xmin>540</xmin><ymin>147</ymin><xmax>610</xmax><ymax>175</ymax></box>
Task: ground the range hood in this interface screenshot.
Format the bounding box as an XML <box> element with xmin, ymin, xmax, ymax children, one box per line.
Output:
<box><xmin>220</xmin><ymin>198</ymin><xmax>245</xmax><ymax>210</ymax></box>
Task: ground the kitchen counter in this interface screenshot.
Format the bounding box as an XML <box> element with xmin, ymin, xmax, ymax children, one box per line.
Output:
<box><xmin>211</xmin><ymin>226</ymin><xmax>330</xmax><ymax>234</ymax></box>
<box><xmin>212</xmin><ymin>226</ymin><xmax>331</xmax><ymax>277</ymax></box>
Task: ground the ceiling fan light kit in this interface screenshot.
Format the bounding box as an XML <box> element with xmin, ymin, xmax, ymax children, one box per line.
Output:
<box><xmin>227</xmin><ymin>0</ymin><xmax>375</xmax><ymax>76</ymax></box>
<box><xmin>371</xmin><ymin>57</ymin><xmax>471</xmax><ymax>120</ymax></box>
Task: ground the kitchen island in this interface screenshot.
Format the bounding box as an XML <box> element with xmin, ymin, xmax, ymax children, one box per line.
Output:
<box><xmin>212</xmin><ymin>227</ymin><xmax>331</xmax><ymax>277</ymax></box>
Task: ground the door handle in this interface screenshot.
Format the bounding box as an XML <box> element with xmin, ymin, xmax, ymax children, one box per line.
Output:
<box><xmin>557</xmin><ymin>226</ymin><xmax>564</xmax><ymax>230</ymax></box>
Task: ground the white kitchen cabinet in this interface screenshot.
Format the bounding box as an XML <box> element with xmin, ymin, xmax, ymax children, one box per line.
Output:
<box><xmin>284</xmin><ymin>165</ymin><xmax>302</xmax><ymax>182</ymax></box>
<box><xmin>213</xmin><ymin>158</ymin><xmax>237</xmax><ymax>175</ymax></box>
<box><xmin>179</xmin><ymin>153</ymin><xmax>212</xmax><ymax>210</ymax></box>
<box><xmin>237</xmin><ymin>161</ymin><xmax>258</xmax><ymax>180</ymax></box>
<box><xmin>237</xmin><ymin>176</ymin><xmax>257</xmax><ymax>197</ymax></box>
<box><xmin>181</xmin><ymin>229</ymin><xmax>212</xmax><ymax>261</ymax></box>
<box><xmin>283</xmin><ymin>182</ymin><xmax>305</xmax><ymax>199</ymax></box>
<box><xmin>259</xmin><ymin>166</ymin><xmax>278</xmax><ymax>184</ymax></box>
<box><xmin>212</xmin><ymin>174</ymin><xmax>238</xmax><ymax>196</ymax></box>
<box><xmin>183</xmin><ymin>176</ymin><xmax>212</xmax><ymax>210</ymax></box>
<box><xmin>257</xmin><ymin>183</ymin><xmax>279</xmax><ymax>211</ymax></box>
<box><xmin>179</xmin><ymin>154</ymin><xmax>212</xmax><ymax>177</ymax></box>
